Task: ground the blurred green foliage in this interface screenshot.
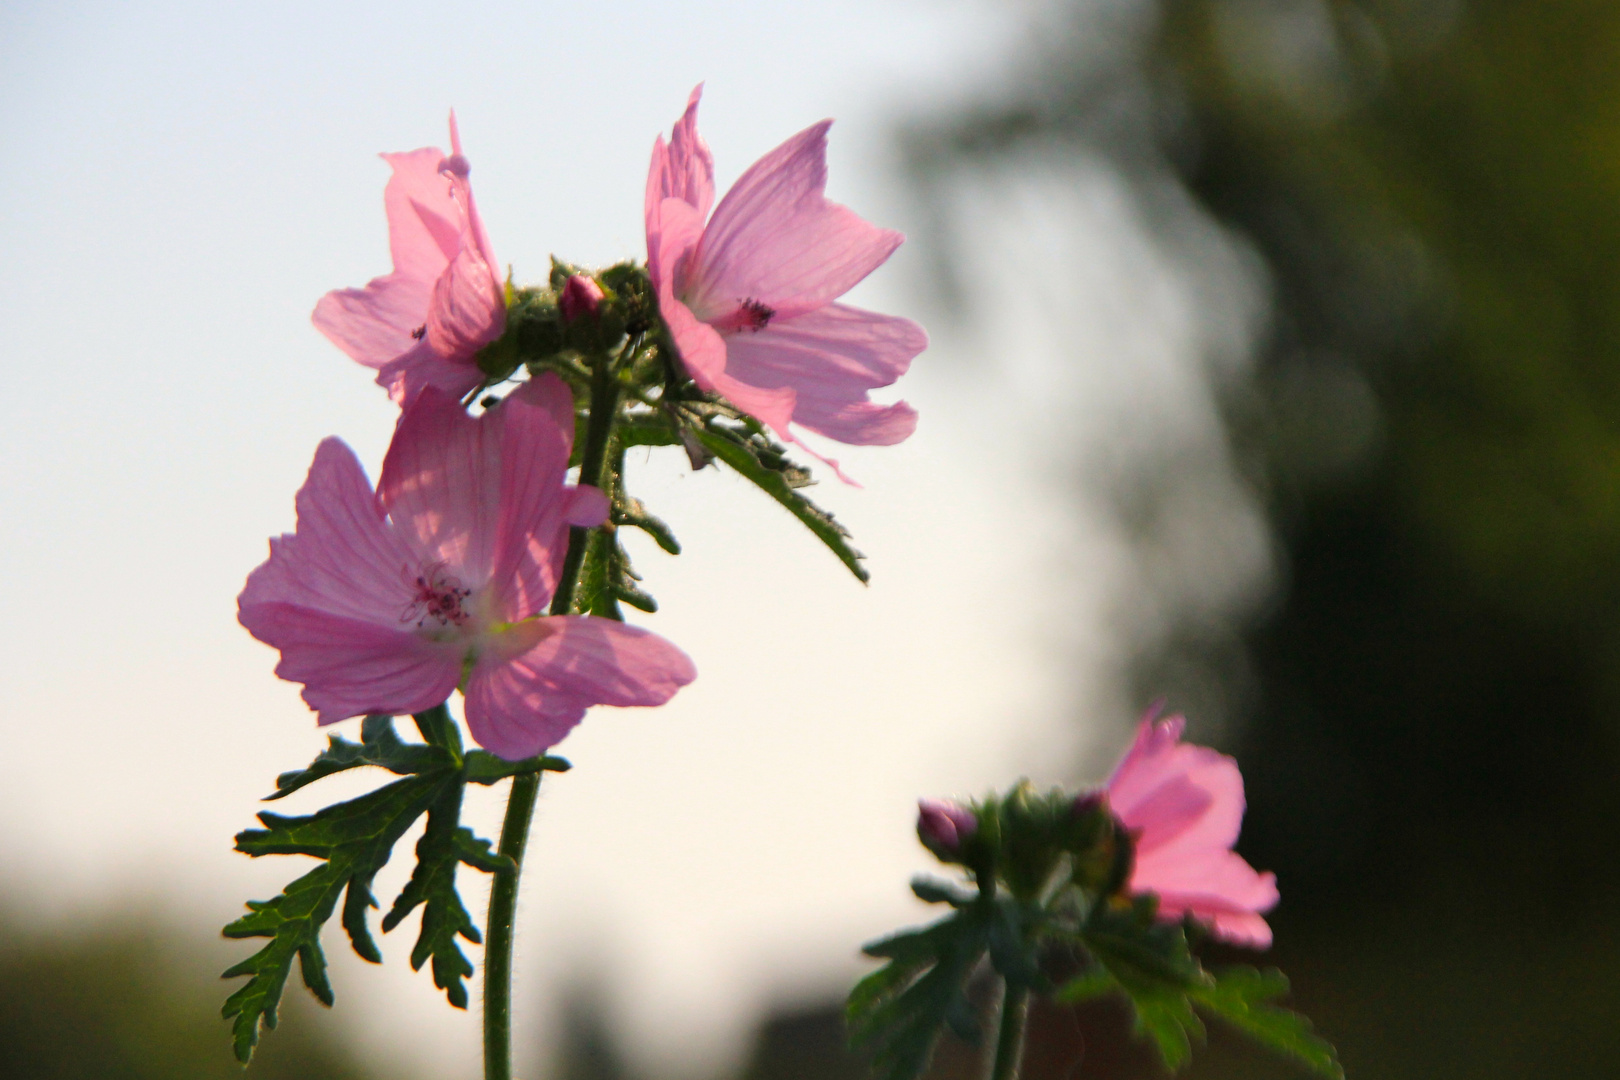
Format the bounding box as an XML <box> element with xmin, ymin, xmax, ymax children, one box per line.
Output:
<box><xmin>905</xmin><ymin>0</ymin><xmax>1620</xmax><ymax>1075</ymax></box>
<box><xmin>0</xmin><ymin>910</ymin><xmax>389</xmax><ymax>1080</ymax></box>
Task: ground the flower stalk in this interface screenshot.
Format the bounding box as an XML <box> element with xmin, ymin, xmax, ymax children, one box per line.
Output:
<box><xmin>987</xmin><ymin>983</ymin><xmax>1029</xmax><ymax>1080</ymax></box>
<box><xmin>483</xmin><ymin>343</ymin><xmax>623</xmax><ymax>1080</ymax></box>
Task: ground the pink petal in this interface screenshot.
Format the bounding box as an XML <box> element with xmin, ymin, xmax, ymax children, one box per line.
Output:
<box><xmin>1105</xmin><ymin>709</ymin><xmax>1278</xmax><ymax>948</ymax></box>
<box><xmin>463</xmin><ymin>616</ymin><xmax>697</xmax><ymax>759</ymax></box>
<box><xmin>721</xmin><ymin>303</ymin><xmax>925</xmax><ymax>445</ymax></box>
<box><xmin>486</xmin><ymin>374</ymin><xmax>586</xmax><ymax>618</ymax></box>
<box><xmin>375</xmin><ymin>342</ymin><xmax>487</xmax><ymax>405</ymax></box>
<box><xmin>239</xmin><ymin>439</ymin><xmax>424</xmax><ymax>626</ymax></box>
<box><xmin>241</xmin><ymin>603</ymin><xmax>462</xmax><ymax>724</ymax></box>
<box><xmin>684</xmin><ymin>121</ymin><xmax>903</xmax><ymax>321</ymax></box>
<box><xmin>645</xmin><ymin>84</ymin><xmax>715</xmax><ymax>278</ymax></box>
<box><xmin>424</xmin><ymin>235</ymin><xmax>504</xmax><ymax>360</ymax></box>
<box><xmin>311</xmin><ymin>128</ymin><xmax>502</xmax><ymax>405</ymax></box>
<box><xmin>236</xmin><ymin>437</ymin><xmax>464</xmax><ymax>723</ymax></box>
<box><xmin>378</xmin><ymin>387</ymin><xmax>504</xmax><ymax>585</ymax></box>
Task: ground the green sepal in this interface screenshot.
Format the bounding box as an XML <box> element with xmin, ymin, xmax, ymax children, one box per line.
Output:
<box><xmin>690</xmin><ymin>426</ymin><xmax>869</xmax><ymax>583</ymax></box>
<box><xmin>221</xmin><ymin>773</ymin><xmax>443</xmax><ymax>1061</ymax></box>
<box><xmin>464</xmin><ymin>749</ymin><xmax>571</xmax><ymax>785</ymax></box>
<box><xmin>1190</xmin><ymin>967</ymin><xmax>1343</xmax><ymax>1079</ymax></box>
<box><xmin>847</xmin><ymin>903</ymin><xmax>992</xmax><ymax>1080</ymax></box>
<box><xmin>266</xmin><ymin>714</ymin><xmax>447</xmax><ymax>800</ymax></box>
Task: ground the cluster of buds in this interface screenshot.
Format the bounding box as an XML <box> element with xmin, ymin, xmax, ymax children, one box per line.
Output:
<box><xmin>917</xmin><ymin>784</ymin><xmax>1122</xmax><ymax>903</ymax></box>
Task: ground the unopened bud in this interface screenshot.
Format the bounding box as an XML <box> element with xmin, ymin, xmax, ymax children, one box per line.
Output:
<box><xmin>1072</xmin><ymin>790</ymin><xmax>1107</xmax><ymax>818</ymax></box>
<box><xmin>560</xmin><ymin>274</ymin><xmax>605</xmax><ymax>322</ymax></box>
<box><xmin>917</xmin><ymin>799</ymin><xmax>978</xmax><ymax>858</ymax></box>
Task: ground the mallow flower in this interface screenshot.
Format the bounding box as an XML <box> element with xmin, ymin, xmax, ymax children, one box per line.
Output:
<box><xmin>314</xmin><ymin>113</ymin><xmax>504</xmax><ymax>405</ymax></box>
<box><xmin>238</xmin><ymin>374</ymin><xmax>696</xmax><ymax>760</ymax></box>
<box><xmin>646</xmin><ymin>86</ymin><xmax>927</xmax><ymax>463</ymax></box>
<box><xmin>1102</xmin><ymin>709</ymin><xmax>1279</xmax><ymax>948</ymax></box>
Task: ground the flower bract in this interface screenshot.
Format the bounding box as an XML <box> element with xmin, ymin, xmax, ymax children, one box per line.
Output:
<box><xmin>646</xmin><ymin>86</ymin><xmax>927</xmax><ymax>469</ymax></box>
<box><xmin>313</xmin><ymin>113</ymin><xmax>505</xmax><ymax>405</ymax></box>
<box><xmin>238</xmin><ymin>374</ymin><xmax>696</xmax><ymax>759</ymax></box>
<box><xmin>1104</xmin><ymin>710</ymin><xmax>1279</xmax><ymax>947</ymax></box>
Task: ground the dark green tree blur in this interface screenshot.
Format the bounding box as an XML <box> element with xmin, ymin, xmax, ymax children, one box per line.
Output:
<box><xmin>0</xmin><ymin>911</ymin><xmax>396</xmax><ymax>1080</ymax></box>
<box><xmin>907</xmin><ymin>0</ymin><xmax>1620</xmax><ymax>1075</ymax></box>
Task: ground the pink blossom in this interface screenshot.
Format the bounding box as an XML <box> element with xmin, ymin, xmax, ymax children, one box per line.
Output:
<box><xmin>1103</xmin><ymin>710</ymin><xmax>1279</xmax><ymax>948</ymax></box>
<box><xmin>313</xmin><ymin>113</ymin><xmax>505</xmax><ymax>405</ymax></box>
<box><xmin>917</xmin><ymin>798</ymin><xmax>978</xmax><ymax>855</ymax></box>
<box><xmin>559</xmin><ymin>274</ymin><xmax>605</xmax><ymax>322</ymax></box>
<box><xmin>238</xmin><ymin>374</ymin><xmax>696</xmax><ymax>760</ymax></box>
<box><xmin>645</xmin><ymin>86</ymin><xmax>927</xmax><ymax>468</ymax></box>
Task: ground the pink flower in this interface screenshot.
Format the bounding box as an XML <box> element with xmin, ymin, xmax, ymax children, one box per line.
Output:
<box><xmin>917</xmin><ymin>798</ymin><xmax>978</xmax><ymax>856</ymax></box>
<box><xmin>313</xmin><ymin>113</ymin><xmax>505</xmax><ymax>406</ymax></box>
<box><xmin>238</xmin><ymin>373</ymin><xmax>696</xmax><ymax>760</ymax></box>
<box><xmin>645</xmin><ymin>86</ymin><xmax>927</xmax><ymax>466</ymax></box>
<box><xmin>1103</xmin><ymin>710</ymin><xmax>1279</xmax><ymax>948</ymax></box>
<box><xmin>559</xmin><ymin>274</ymin><xmax>605</xmax><ymax>322</ymax></box>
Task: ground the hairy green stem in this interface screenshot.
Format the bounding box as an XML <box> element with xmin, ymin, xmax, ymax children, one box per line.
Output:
<box><xmin>987</xmin><ymin>982</ymin><xmax>1030</xmax><ymax>1080</ymax></box>
<box><xmin>483</xmin><ymin>350</ymin><xmax>622</xmax><ymax>1080</ymax></box>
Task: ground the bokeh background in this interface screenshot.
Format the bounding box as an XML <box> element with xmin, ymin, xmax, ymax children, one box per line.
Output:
<box><xmin>3</xmin><ymin>0</ymin><xmax>1617</xmax><ymax>1077</ymax></box>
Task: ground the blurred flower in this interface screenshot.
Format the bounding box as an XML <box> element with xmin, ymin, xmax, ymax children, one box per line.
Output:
<box><xmin>559</xmin><ymin>273</ymin><xmax>605</xmax><ymax>322</ymax></box>
<box><xmin>917</xmin><ymin>798</ymin><xmax>977</xmax><ymax>857</ymax></box>
<box><xmin>238</xmin><ymin>374</ymin><xmax>696</xmax><ymax>759</ymax></box>
<box><xmin>1104</xmin><ymin>710</ymin><xmax>1279</xmax><ymax>947</ymax></box>
<box><xmin>645</xmin><ymin>86</ymin><xmax>927</xmax><ymax>466</ymax></box>
<box><xmin>313</xmin><ymin>112</ymin><xmax>505</xmax><ymax>405</ymax></box>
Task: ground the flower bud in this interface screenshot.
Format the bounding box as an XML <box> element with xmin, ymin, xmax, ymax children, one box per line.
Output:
<box><xmin>1072</xmin><ymin>790</ymin><xmax>1107</xmax><ymax>818</ymax></box>
<box><xmin>917</xmin><ymin>798</ymin><xmax>977</xmax><ymax>859</ymax></box>
<box><xmin>559</xmin><ymin>274</ymin><xmax>605</xmax><ymax>322</ymax></box>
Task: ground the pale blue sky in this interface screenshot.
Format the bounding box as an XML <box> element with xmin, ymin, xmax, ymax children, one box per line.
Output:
<box><xmin>0</xmin><ymin>2</ymin><xmax>1263</xmax><ymax>1076</ymax></box>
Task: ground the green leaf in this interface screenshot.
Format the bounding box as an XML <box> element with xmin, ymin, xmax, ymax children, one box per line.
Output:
<box><xmin>1053</xmin><ymin>967</ymin><xmax>1118</xmax><ymax>1003</ymax></box>
<box><xmin>986</xmin><ymin>899</ymin><xmax>1043</xmax><ymax>991</ymax></box>
<box><xmin>847</xmin><ymin>905</ymin><xmax>992</xmax><ymax>1080</ymax></box>
<box><xmin>267</xmin><ymin>714</ymin><xmax>446</xmax><ymax>800</ymax></box>
<box><xmin>379</xmin><ymin>776</ymin><xmax>482</xmax><ymax>1009</ymax></box>
<box><xmin>1074</xmin><ymin>900</ymin><xmax>1212</xmax><ymax>1072</ymax></box>
<box><xmin>614</xmin><ymin>493</ymin><xmax>681</xmax><ymax>554</ymax></box>
<box><xmin>1081</xmin><ymin>899</ymin><xmax>1208</xmax><ymax>992</ymax></box>
<box><xmin>690</xmin><ymin>426</ymin><xmax>869</xmax><ymax>583</ymax></box>
<box><xmin>221</xmin><ymin>773</ymin><xmax>443</xmax><ymax>1062</ymax></box>
<box><xmin>910</xmin><ymin>875</ymin><xmax>978</xmax><ymax>907</ymax></box>
<box><xmin>464</xmin><ymin>750</ymin><xmax>571</xmax><ymax>785</ymax></box>
<box><xmin>224</xmin><ymin>712</ymin><xmax>524</xmax><ymax>1062</ymax></box>
<box><xmin>617</xmin><ymin>412</ymin><xmax>682</xmax><ymax>449</ymax></box>
<box><xmin>1192</xmin><ymin>967</ymin><xmax>1344</xmax><ymax>1079</ymax></box>
<box><xmin>1131</xmin><ymin>989</ymin><xmax>1203</xmax><ymax>1070</ymax></box>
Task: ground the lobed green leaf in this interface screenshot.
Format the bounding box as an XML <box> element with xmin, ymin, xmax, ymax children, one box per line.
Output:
<box><xmin>221</xmin><ymin>773</ymin><xmax>443</xmax><ymax>1061</ymax></box>
<box><xmin>691</xmin><ymin>427</ymin><xmax>869</xmax><ymax>583</ymax></box>
<box><xmin>1192</xmin><ymin>967</ymin><xmax>1344</xmax><ymax>1079</ymax></box>
<box><xmin>848</xmin><ymin>906</ymin><xmax>992</xmax><ymax>1080</ymax></box>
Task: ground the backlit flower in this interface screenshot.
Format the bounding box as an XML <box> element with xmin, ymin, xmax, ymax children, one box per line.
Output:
<box><xmin>1102</xmin><ymin>709</ymin><xmax>1279</xmax><ymax>947</ymax></box>
<box><xmin>238</xmin><ymin>374</ymin><xmax>696</xmax><ymax>759</ymax></box>
<box><xmin>313</xmin><ymin>113</ymin><xmax>505</xmax><ymax>405</ymax></box>
<box><xmin>646</xmin><ymin>86</ymin><xmax>927</xmax><ymax>466</ymax></box>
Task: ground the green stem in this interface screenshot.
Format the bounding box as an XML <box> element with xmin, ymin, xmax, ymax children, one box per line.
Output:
<box><xmin>483</xmin><ymin>349</ymin><xmax>621</xmax><ymax>1080</ymax></box>
<box><xmin>987</xmin><ymin>982</ymin><xmax>1030</xmax><ymax>1080</ymax></box>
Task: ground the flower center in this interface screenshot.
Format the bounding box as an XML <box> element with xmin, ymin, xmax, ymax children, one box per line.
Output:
<box><xmin>708</xmin><ymin>298</ymin><xmax>775</xmax><ymax>334</ymax></box>
<box><xmin>401</xmin><ymin>562</ymin><xmax>473</xmax><ymax>629</ymax></box>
